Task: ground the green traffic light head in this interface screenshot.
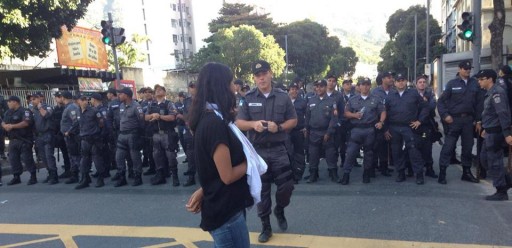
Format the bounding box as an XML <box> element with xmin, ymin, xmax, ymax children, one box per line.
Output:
<box><xmin>102</xmin><ymin>36</ymin><xmax>111</xmax><ymax>44</ymax></box>
<box><xmin>463</xmin><ymin>29</ymin><xmax>473</xmax><ymax>39</ymax></box>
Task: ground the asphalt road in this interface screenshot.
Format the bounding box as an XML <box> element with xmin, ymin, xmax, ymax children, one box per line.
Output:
<box><xmin>0</xmin><ymin>144</ymin><xmax>511</xmax><ymax>248</ymax></box>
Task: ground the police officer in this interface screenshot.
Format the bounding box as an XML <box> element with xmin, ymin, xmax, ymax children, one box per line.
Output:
<box><xmin>179</xmin><ymin>82</ymin><xmax>197</xmax><ymax>187</ymax></box>
<box><xmin>476</xmin><ymin>69</ymin><xmax>512</xmax><ymax>200</ymax></box>
<box><xmin>371</xmin><ymin>71</ymin><xmax>396</xmax><ymax>177</ymax></box>
<box><xmin>114</xmin><ymin>87</ymin><xmax>145</xmax><ymax>187</ymax></box>
<box><xmin>140</xmin><ymin>87</ymin><xmax>156</xmax><ymax>176</ymax></box>
<box><xmin>31</xmin><ymin>92</ymin><xmax>58</xmax><ymax>185</ymax></box>
<box><xmin>91</xmin><ymin>93</ymin><xmax>110</xmax><ymax>178</ymax></box>
<box><xmin>146</xmin><ymin>84</ymin><xmax>180</xmax><ymax>186</ymax></box>
<box><xmin>286</xmin><ymin>81</ymin><xmax>307</xmax><ymax>183</ymax></box>
<box><xmin>236</xmin><ymin>60</ymin><xmax>297</xmax><ymax>243</ymax></box>
<box><xmin>340</xmin><ymin>78</ymin><xmax>386</xmax><ymax>185</ymax></box>
<box><xmin>2</xmin><ymin>96</ymin><xmax>37</xmax><ymax>185</ymax></box>
<box><xmin>75</xmin><ymin>94</ymin><xmax>105</xmax><ymax>189</ymax></box>
<box><xmin>415</xmin><ymin>75</ymin><xmax>439</xmax><ymax>178</ymax></box>
<box><xmin>305</xmin><ymin>79</ymin><xmax>338</xmax><ymax>183</ymax></box>
<box><xmin>60</xmin><ymin>91</ymin><xmax>81</xmax><ymax>184</ymax></box>
<box><xmin>326</xmin><ymin>75</ymin><xmax>344</xmax><ymax>170</ymax></box>
<box><xmin>385</xmin><ymin>74</ymin><xmax>429</xmax><ymax>184</ymax></box>
<box><xmin>174</xmin><ymin>92</ymin><xmax>187</xmax><ymax>162</ymax></box>
<box><xmin>437</xmin><ymin>61</ymin><xmax>483</xmax><ymax>184</ymax></box>
<box><xmin>52</xmin><ymin>92</ymin><xmax>72</xmax><ymax>179</ymax></box>
<box><xmin>234</xmin><ymin>79</ymin><xmax>244</xmax><ymax>108</ymax></box>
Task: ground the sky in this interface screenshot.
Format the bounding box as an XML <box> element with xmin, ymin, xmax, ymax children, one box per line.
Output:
<box><xmin>192</xmin><ymin>0</ymin><xmax>442</xmax><ymax>49</ymax></box>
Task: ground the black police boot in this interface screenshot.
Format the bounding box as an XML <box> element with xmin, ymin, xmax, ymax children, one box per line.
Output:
<box><xmin>143</xmin><ymin>168</ymin><xmax>156</xmax><ymax>176</ymax></box>
<box><xmin>48</xmin><ymin>171</ymin><xmax>59</xmax><ymax>185</ymax></box>
<box><xmin>395</xmin><ymin>170</ymin><xmax>406</xmax><ymax>182</ymax></box>
<box><xmin>114</xmin><ymin>174</ymin><xmax>127</xmax><ymax>187</ymax></box>
<box><xmin>477</xmin><ymin>166</ymin><xmax>487</xmax><ymax>179</ymax></box>
<box><xmin>338</xmin><ymin>173</ymin><xmax>350</xmax><ymax>185</ymax></box>
<box><xmin>58</xmin><ymin>170</ymin><xmax>72</xmax><ymax>179</ymax></box>
<box><xmin>438</xmin><ymin>167</ymin><xmax>447</xmax><ymax>184</ymax></box>
<box><xmin>111</xmin><ymin>172</ymin><xmax>122</xmax><ymax>181</ymax></box>
<box><xmin>416</xmin><ymin>173</ymin><xmax>425</xmax><ymax>185</ymax></box>
<box><xmin>461</xmin><ymin>167</ymin><xmax>479</xmax><ymax>183</ymax></box>
<box><xmin>183</xmin><ymin>175</ymin><xmax>195</xmax><ymax>187</ymax></box>
<box><xmin>27</xmin><ymin>172</ymin><xmax>38</xmax><ymax>185</ymax></box>
<box><xmin>425</xmin><ymin>165</ymin><xmax>438</xmax><ymax>178</ymax></box>
<box><xmin>95</xmin><ymin>177</ymin><xmax>105</xmax><ymax>188</ymax></box>
<box><xmin>258</xmin><ymin>216</ymin><xmax>273</xmax><ymax>243</ymax></box>
<box><xmin>273</xmin><ymin>206</ymin><xmax>288</xmax><ymax>231</ymax></box>
<box><xmin>65</xmin><ymin>171</ymin><xmax>79</xmax><ymax>184</ymax></box>
<box><xmin>132</xmin><ymin>174</ymin><xmax>143</xmax><ymax>186</ymax></box>
<box><xmin>172</xmin><ymin>172</ymin><xmax>181</xmax><ymax>187</ymax></box>
<box><xmin>307</xmin><ymin>170</ymin><xmax>318</xmax><ymax>183</ymax></box>
<box><xmin>362</xmin><ymin>170</ymin><xmax>370</xmax><ymax>184</ymax></box>
<box><xmin>7</xmin><ymin>174</ymin><xmax>21</xmax><ymax>186</ymax></box>
<box><xmin>329</xmin><ymin>168</ymin><xmax>339</xmax><ymax>182</ymax></box>
<box><xmin>150</xmin><ymin>171</ymin><xmax>167</xmax><ymax>185</ymax></box>
<box><xmin>485</xmin><ymin>187</ymin><xmax>509</xmax><ymax>201</ymax></box>
<box><xmin>75</xmin><ymin>174</ymin><xmax>90</xmax><ymax>190</ymax></box>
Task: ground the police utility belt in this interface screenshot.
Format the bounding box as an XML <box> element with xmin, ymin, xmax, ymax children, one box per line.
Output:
<box><xmin>253</xmin><ymin>142</ymin><xmax>284</xmax><ymax>149</ymax></box>
<box><xmin>451</xmin><ymin>112</ymin><xmax>473</xmax><ymax>118</ymax></box>
<box><xmin>120</xmin><ymin>129</ymin><xmax>139</xmax><ymax>135</ymax></box>
<box><xmin>353</xmin><ymin>123</ymin><xmax>376</xmax><ymax>128</ymax></box>
<box><xmin>484</xmin><ymin>126</ymin><xmax>503</xmax><ymax>134</ymax></box>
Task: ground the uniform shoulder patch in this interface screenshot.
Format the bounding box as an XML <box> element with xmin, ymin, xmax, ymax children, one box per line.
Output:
<box><xmin>137</xmin><ymin>106</ymin><xmax>143</xmax><ymax>113</ymax></box>
<box><xmin>493</xmin><ymin>93</ymin><xmax>501</xmax><ymax>103</ymax></box>
<box><xmin>24</xmin><ymin>111</ymin><xmax>30</xmax><ymax>117</ymax></box>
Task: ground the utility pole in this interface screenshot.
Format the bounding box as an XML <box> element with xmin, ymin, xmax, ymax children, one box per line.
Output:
<box><xmin>472</xmin><ymin>0</ymin><xmax>481</xmax><ymax>72</ymax></box>
<box><xmin>285</xmin><ymin>35</ymin><xmax>289</xmax><ymax>83</ymax></box>
<box><xmin>414</xmin><ymin>13</ymin><xmax>418</xmax><ymax>81</ymax></box>
<box><xmin>426</xmin><ymin>0</ymin><xmax>430</xmax><ymax>75</ymax></box>
<box><xmin>178</xmin><ymin>0</ymin><xmax>189</xmax><ymax>83</ymax></box>
<box><xmin>108</xmin><ymin>12</ymin><xmax>121</xmax><ymax>85</ymax></box>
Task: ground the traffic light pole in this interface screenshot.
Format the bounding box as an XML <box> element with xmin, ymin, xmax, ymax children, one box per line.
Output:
<box><xmin>108</xmin><ymin>12</ymin><xmax>121</xmax><ymax>85</ymax></box>
<box><xmin>472</xmin><ymin>0</ymin><xmax>481</xmax><ymax>72</ymax></box>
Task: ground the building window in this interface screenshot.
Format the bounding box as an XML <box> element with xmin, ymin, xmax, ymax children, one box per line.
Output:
<box><xmin>180</xmin><ymin>35</ymin><xmax>184</xmax><ymax>42</ymax></box>
<box><xmin>171</xmin><ymin>19</ymin><xmax>177</xmax><ymax>28</ymax></box>
<box><xmin>178</xmin><ymin>4</ymin><xmax>181</xmax><ymax>11</ymax></box>
<box><xmin>188</xmin><ymin>37</ymin><xmax>192</xmax><ymax>44</ymax></box>
<box><xmin>186</xmin><ymin>7</ymin><xmax>189</xmax><ymax>14</ymax></box>
<box><xmin>172</xmin><ymin>4</ymin><xmax>176</xmax><ymax>11</ymax></box>
<box><xmin>187</xmin><ymin>21</ymin><xmax>191</xmax><ymax>29</ymax></box>
<box><xmin>173</xmin><ymin>35</ymin><xmax>178</xmax><ymax>43</ymax></box>
<box><xmin>174</xmin><ymin>49</ymin><xmax>180</xmax><ymax>61</ymax></box>
<box><xmin>179</xmin><ymin>20</ymin><xmax>182</xmax><ymax>27</ymax></box>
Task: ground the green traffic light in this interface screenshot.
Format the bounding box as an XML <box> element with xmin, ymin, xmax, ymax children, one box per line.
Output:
<box><xmin>102</xmin><ymin>36</ymin><xmax>111</xmax><ymax>44</ymax></box>
<box><xmin>464</xmin><ymin>29</ymin><xmax>473</xmax><ymax>39</ymax></box>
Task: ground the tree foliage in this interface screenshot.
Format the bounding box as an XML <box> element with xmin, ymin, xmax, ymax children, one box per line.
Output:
<box><xmin>275</xmin><ymin>19</ymin><xmax>342</xmax><ymax>82</ymax></box>
<box><xmin>190</xmin><ymin>25</ymin><xmax>285</xmax><ymax>82</ymax></box>
<box><xmin>108</xmin><ymin>34</ymin><xmax>149</xmax><ymax>71</ymax></box>
<box><xmin>0</xmin><ymin>0</ymin><xmax>92</xmax><ymax>60</ymax></box>
<box><xmin>208</xmin><ymin>3</ymin><xmax>279</xmax><ymax>36</ymax></box>
<box><xmin>378</xmin><ymin>5</ymin><xmax>446</xmax><ymax>78</ymax></box>
<box><xmin>327</xmin><ymin>46</ymin><xmax>359</xmax><ymax>77</ymax></box>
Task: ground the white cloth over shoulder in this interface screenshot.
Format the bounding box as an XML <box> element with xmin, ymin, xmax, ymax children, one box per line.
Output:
<box><xmin>210</xmin><ymin>108</ymin><xmax>267</xmax><ymax>207</ymax></box>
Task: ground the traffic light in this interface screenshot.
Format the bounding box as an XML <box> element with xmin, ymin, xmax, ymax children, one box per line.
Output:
<box><xmin>457</xmin><ymin>12</ymin><xmax>474</xmax><ymax>41</ymax></box>
<box><xmin>112</xmin><ymin>27</ymin><xmax>126</xmax><ymax>45</ymax></box>
<box><xmin>101</xmin><ymin>20</ymin><xmax>112</xmax><ymax>45</ymax></box>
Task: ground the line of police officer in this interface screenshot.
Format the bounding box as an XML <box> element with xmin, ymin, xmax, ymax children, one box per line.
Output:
<box><xmin>0</xmin><ymin>85</ymin><xmax>198</xmax><ymax>189</ymax></box>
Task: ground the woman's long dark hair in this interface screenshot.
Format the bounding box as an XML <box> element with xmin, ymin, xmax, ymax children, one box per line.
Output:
<box><xmin>188</xmin><ymin>62</ymin><xmax>236</xmax><ymax>132</ymax></box>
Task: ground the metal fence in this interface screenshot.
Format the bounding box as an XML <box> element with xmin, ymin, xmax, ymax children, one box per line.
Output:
<box><xmin>0</xmin><ymin>88</ymin><xmax>78</xmax><ymax>108</ymax></box>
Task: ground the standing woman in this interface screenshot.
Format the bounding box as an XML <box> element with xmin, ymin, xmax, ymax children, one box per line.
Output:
<box><xmin>186</xmin><ymin>62</ymin><xmax>253</xmax><ymax>247</ymax></box>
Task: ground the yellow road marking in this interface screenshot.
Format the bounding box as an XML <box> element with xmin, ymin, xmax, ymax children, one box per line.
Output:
<box><xmin>2</xmin><ymin>236</ymin><xmax>60</xmax><ymax>248</ymax></box>
<box><xmin>0</xmin><ymin>224</ymin><xmax>510</xmax><ymax>248</ymax></box>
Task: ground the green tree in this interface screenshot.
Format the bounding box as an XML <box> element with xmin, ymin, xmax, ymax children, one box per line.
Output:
<box><xmin>107</xmin><ymin>34</ymin><xmax>149</xmax><ymax>71</ymax></box>
<box><xmin>377</xmin><ymin>5</ymin><xmax>446</xmax><ymax>78</ymax></box>
<box><xmin>208</xmin><ymin>3</ymin><xmax>279</xmax><ymax>36</ymax></box>
<box><xmin>275</xmin><ymin>19</ymin><xmax>340</xmax><ymax>82</ymax></box>
<box><xmin>190</xmin><ymin>25</ymin><xmax>285</xmax><ymax>82</ymax></box>
<box><xmin>327</xmin><ymin>46</ymin><xmax>359</xmax><ymax>77</ymax></box>
<box><xmin>0</xmin><ymin>0</ymin><xmax>92</xmax><ymax>60</ymax></box>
